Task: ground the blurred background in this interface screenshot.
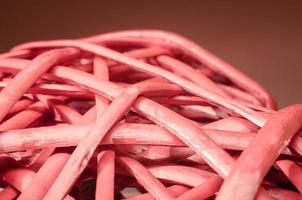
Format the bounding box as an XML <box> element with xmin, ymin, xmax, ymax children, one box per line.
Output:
<box><xmin>0</xmin><ymin>0</ymin><xmax>301</xmax><ymax>108</ymax></box>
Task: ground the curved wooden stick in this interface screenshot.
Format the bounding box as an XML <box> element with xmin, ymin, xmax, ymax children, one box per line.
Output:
<box><xmin>217</xmin><ymin>104</ymin><xmax>302</xmax><ymax>200</ymax></box>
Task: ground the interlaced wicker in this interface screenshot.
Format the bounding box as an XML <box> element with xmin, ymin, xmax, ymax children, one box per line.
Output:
<box><xmin>0</xmin><ymin>30</ymin><xmax>300</xmax><ymax>200</ymax></box>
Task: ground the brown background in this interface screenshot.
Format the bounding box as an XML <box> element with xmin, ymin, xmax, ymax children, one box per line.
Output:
<box><xmin>0</xmin><ymin>0</ymin><xmax>301</xmax><ymax>108</ymax></box>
